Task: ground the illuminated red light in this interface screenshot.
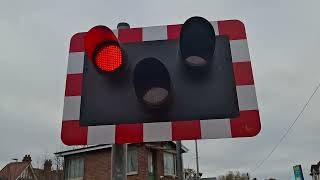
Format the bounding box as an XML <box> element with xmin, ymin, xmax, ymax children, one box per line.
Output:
<box><xmin>95</xmin><ymin>45</ymin><xmax>122</xmax><ymax>72</ymax></box>
<box><xmin>84</xmin><ymin>25</ymin><xmax>118</xmax><ymax>62</ymax></box>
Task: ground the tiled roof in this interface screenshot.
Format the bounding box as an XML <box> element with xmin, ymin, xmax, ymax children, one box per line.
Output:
<box><xmin>0</xmin><ymin>162</ymin><xmax>29</xmax><ymax>180</ymax></box>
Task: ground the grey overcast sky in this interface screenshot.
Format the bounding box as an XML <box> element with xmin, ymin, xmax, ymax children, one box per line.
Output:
<box><xmin>0</xmin><ymin>0</ymin><xmax>319</xmax><ymax>179</ymax></box>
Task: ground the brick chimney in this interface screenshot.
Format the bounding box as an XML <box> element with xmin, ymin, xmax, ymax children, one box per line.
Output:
<box><xmin>22</xmin><ymin>154</ymin><xmax>32</xmax><ymax>163</ymax></box>
<box><xmin>44</xmin><ymin>159</ymin><xmax>52</xmax><ymax>180</ymax></box>
<box><xmin>44</xmin><ymin>160</ymin><xmax>52</xmax><ymax>172</ymax></box>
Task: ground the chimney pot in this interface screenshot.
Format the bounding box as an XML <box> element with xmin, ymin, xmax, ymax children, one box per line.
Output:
<box><xmin>22</xmin><ymin>154</ymin><xmax>32</xmax><ymax>163</ymax></box>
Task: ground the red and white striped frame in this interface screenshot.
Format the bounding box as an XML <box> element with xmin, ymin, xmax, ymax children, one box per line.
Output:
<box><xmin>61</xmin><ymin>20</ymin><xmax>261</xmax><ymax>145</ymax></box>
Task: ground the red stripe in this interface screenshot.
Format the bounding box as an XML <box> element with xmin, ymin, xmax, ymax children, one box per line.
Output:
<box><xmin>171</xmin><ymin>120</ymin><xmax>201</xmax><ymax>140</ymax></box>
<box><xmin>218</xmin><ymin>20</ymin><xmax>247</xmax><ymax>40</ymax></box>
<box><xmin>233</xmin><ymin>62</ymin><xmax>254</xmax><ymax>85</ymax></box>
<box><xmin>167</xmin><ymin>24</ymin><xmax>182</xmax><ymax>40</ymax></box>
<box><xmin>69</xmin><ymin>32</ymin><xmax>86</xmax><ymax>52</ymax></box>
<box><xmin>61</xmin><ymin>120</ymin><xmax>88</xmax><ymax>145</ymax></box>
<box><xmin>65</xmin><ymin>74</ymin><xmax>83</xmax><ymax>96</ymax></box>
<box><xmin>230</xmin><ymin>110</ymin><xmax>261</xmax><ymax>138</ymax></box>
<box><xmin>115</xmin><ymin>124</ymin><xmax>143</xmax><ymax>144</ymax></box>
<box><xmin>118</xmin><ymin>28</ymin><xmax>143</xmax><ymax>43</ymax></box>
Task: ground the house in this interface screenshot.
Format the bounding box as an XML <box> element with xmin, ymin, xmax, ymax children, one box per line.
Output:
<box><xmin>0</xmin><ymin>155</ymin><xmax>63</xmax><ymax>180</ymax></box>
<box><xmin>55</xmin><ymin>142</ymin><xmax>188</xmax><ymax>180</ymax></box>
<box><xmin>0</xmin><ymin>155</ymin><xmax>38</xmax><ymax>180</ymax></box>
<box><xmin>310</xmin><ymin>162</ymin><xmax>320</xmax><ymax>180</ymax></box>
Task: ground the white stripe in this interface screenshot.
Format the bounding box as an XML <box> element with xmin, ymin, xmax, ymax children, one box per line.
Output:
<box><xmin>200</xmin><ymin>119</ymin><xmax>231</xmax><ymax>139</ymax></box>
<box><xmin>88</xmin><ymin>125</ymin><xmax>116</xmax><ymax>144</ymax></box>
<box><xmin>237</xmin><ymin>85</ymin><xmax>258</xmax><ymax>111</ymax></box>
<box><xmin>211</xmin><ymin>21</ymin><xmax>219</xmax><ymax>35</ymax></box>
<box><xmin>230</xmin><ymin>39</ymin><xmax>250</xmax><ymax>62</ymax></box>
<box><xmin>143</xmin><ymin>26</ymin><xmax>168</xmax><ymax>41</ymax></box>
<box><xmin>67</xmin><ymin>52</ymin><xmax>84</xmax><ymax>74</ymax></box>
<box><xmin>143</xmin><ymin>122</ymin><xmax>172</xmax><ymax>142</ymax></box>
<box><xmin>113</xmin><ymin>30</ymin><xmax>118</xmax><ymax>38</ymax></box>
<box><xmin>62</xmin><ymin>96</ymin><xmax>81</xmax><ymax>120</ymax></box>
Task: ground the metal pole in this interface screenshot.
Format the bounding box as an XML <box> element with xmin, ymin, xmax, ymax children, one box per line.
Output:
<box><xmin>111</xmin><ymin>22</ymin><xmax>130</xmax><ymax>180</ymax></box>
<box><xmin>195</xmin><ymin>140</ymin><xmax>200</xmax><ymax>180</ymax></box>
<box><xmin>176</xmin><ymin>141</ymin><xmax>184</xmax><ymax>180</ymax></box>
<box><xmin>111</xmin><ymin>144</ymin><xmax>127</xmax><ymax>180</ymax></box>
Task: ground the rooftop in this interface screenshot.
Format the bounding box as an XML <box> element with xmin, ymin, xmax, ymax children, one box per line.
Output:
<box><xmin>0</xmin><ymin>162</ymin><xmax>31</xmax><ymax>180</ymax></box>
<box><xmin>55</xmin><ymin>142</ymin><xmax>188</xmax><ymax>157</ymax></box>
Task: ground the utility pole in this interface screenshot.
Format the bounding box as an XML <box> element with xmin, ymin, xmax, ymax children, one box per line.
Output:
<box><xmin>176</xmin><ymin>141</ymin><xmax>184</xmax><ymax>180</ymax></box>
<box><xmin>111</xmin><ymin>144</ymin><xmax>127</xmax><ymax>180</ymax></box>
<box><xmin>195</xmin><ymin>140</ymin><xmax>200</xmax><ymax>180</ymax></box>
<box><xmin>111</xmin><ymin>22</ymin><xmax>130</xmax><ymax>180</ymax></box>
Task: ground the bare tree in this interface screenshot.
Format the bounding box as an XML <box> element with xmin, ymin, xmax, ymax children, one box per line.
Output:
<box><xmin>52</xmin><ymin>155</ymin><xmax>64</xmax><ymax>180</ymax></box>
<box><xmin>184</xmin><ymin>168</ymin><xmax>203</xmax><ymax>180</ymax></box>
<box><xmin>34</xmin><ymin>150</ymin><xmax>50</xmax><ymax>169</ymax></box>
<box><xmin>218</xmin><ymin>171</ymin><xmax>251</xmax><ymax>180</ymax></box>
<box><xmin>185</xmin><ymin>168</ymin><xmax>196</xmax><ymax>180</ymax></box>
<box><xmin>52</xmin><ymin>155</ymin><xmax>63</xmax><ymax>171</ymax></box>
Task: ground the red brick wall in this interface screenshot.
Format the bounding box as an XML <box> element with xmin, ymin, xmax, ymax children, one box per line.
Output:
<box><xmin>156</xmin><ymin>148</ymin><xmax>164</xmax><ymax>179</ymax></box>
<box><xmin>84</xmin><ymin>149</ymin><xmax>111</xmax><ymax>180</ymax></box>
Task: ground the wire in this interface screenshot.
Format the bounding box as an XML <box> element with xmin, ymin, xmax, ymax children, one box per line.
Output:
<box><xmin>251</xmin><ymin>82</ymin><xmax>320</xmax><ymax>174</ymax></box>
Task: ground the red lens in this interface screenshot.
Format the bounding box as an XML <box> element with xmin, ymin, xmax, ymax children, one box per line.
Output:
<box><xmin>84</xmin><ymin>26</ymin><xmax>117</xmax><ymax>61</ymax></box>
<box><xmin>95</xmin><ymin>45</ymin><xmax>122</xmax><ymax>72</ymax></box>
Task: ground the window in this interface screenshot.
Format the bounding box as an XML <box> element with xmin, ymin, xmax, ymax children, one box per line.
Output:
<box><xmin>127</xmin><ymin>148</ymin><xmax>138</xmax><ymax>174</ymax></box>
<box><xmin>163</xmin><ymin>152</ymin><xmax>176</xmax><ymax>176</ymax></box>
<box><xmin>65</xmin><ymin>158</ymin><xmax>84</xmax><ymax>180</ymax></box>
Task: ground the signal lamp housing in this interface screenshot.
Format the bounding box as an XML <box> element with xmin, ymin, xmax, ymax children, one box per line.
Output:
<box><xmin>133</xmin><ymin>58</ymin><xmax>173</xmax><ymax>110</ymax></box>
<box><xmin>179</xmin><ymin>16</ymin><xmax>216</xmax><ymax>69</ymax></box>
<box><xmin>85</xmin><ymin>25</ymin><xmax>125</xmax><ymax>73</ymax></box>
